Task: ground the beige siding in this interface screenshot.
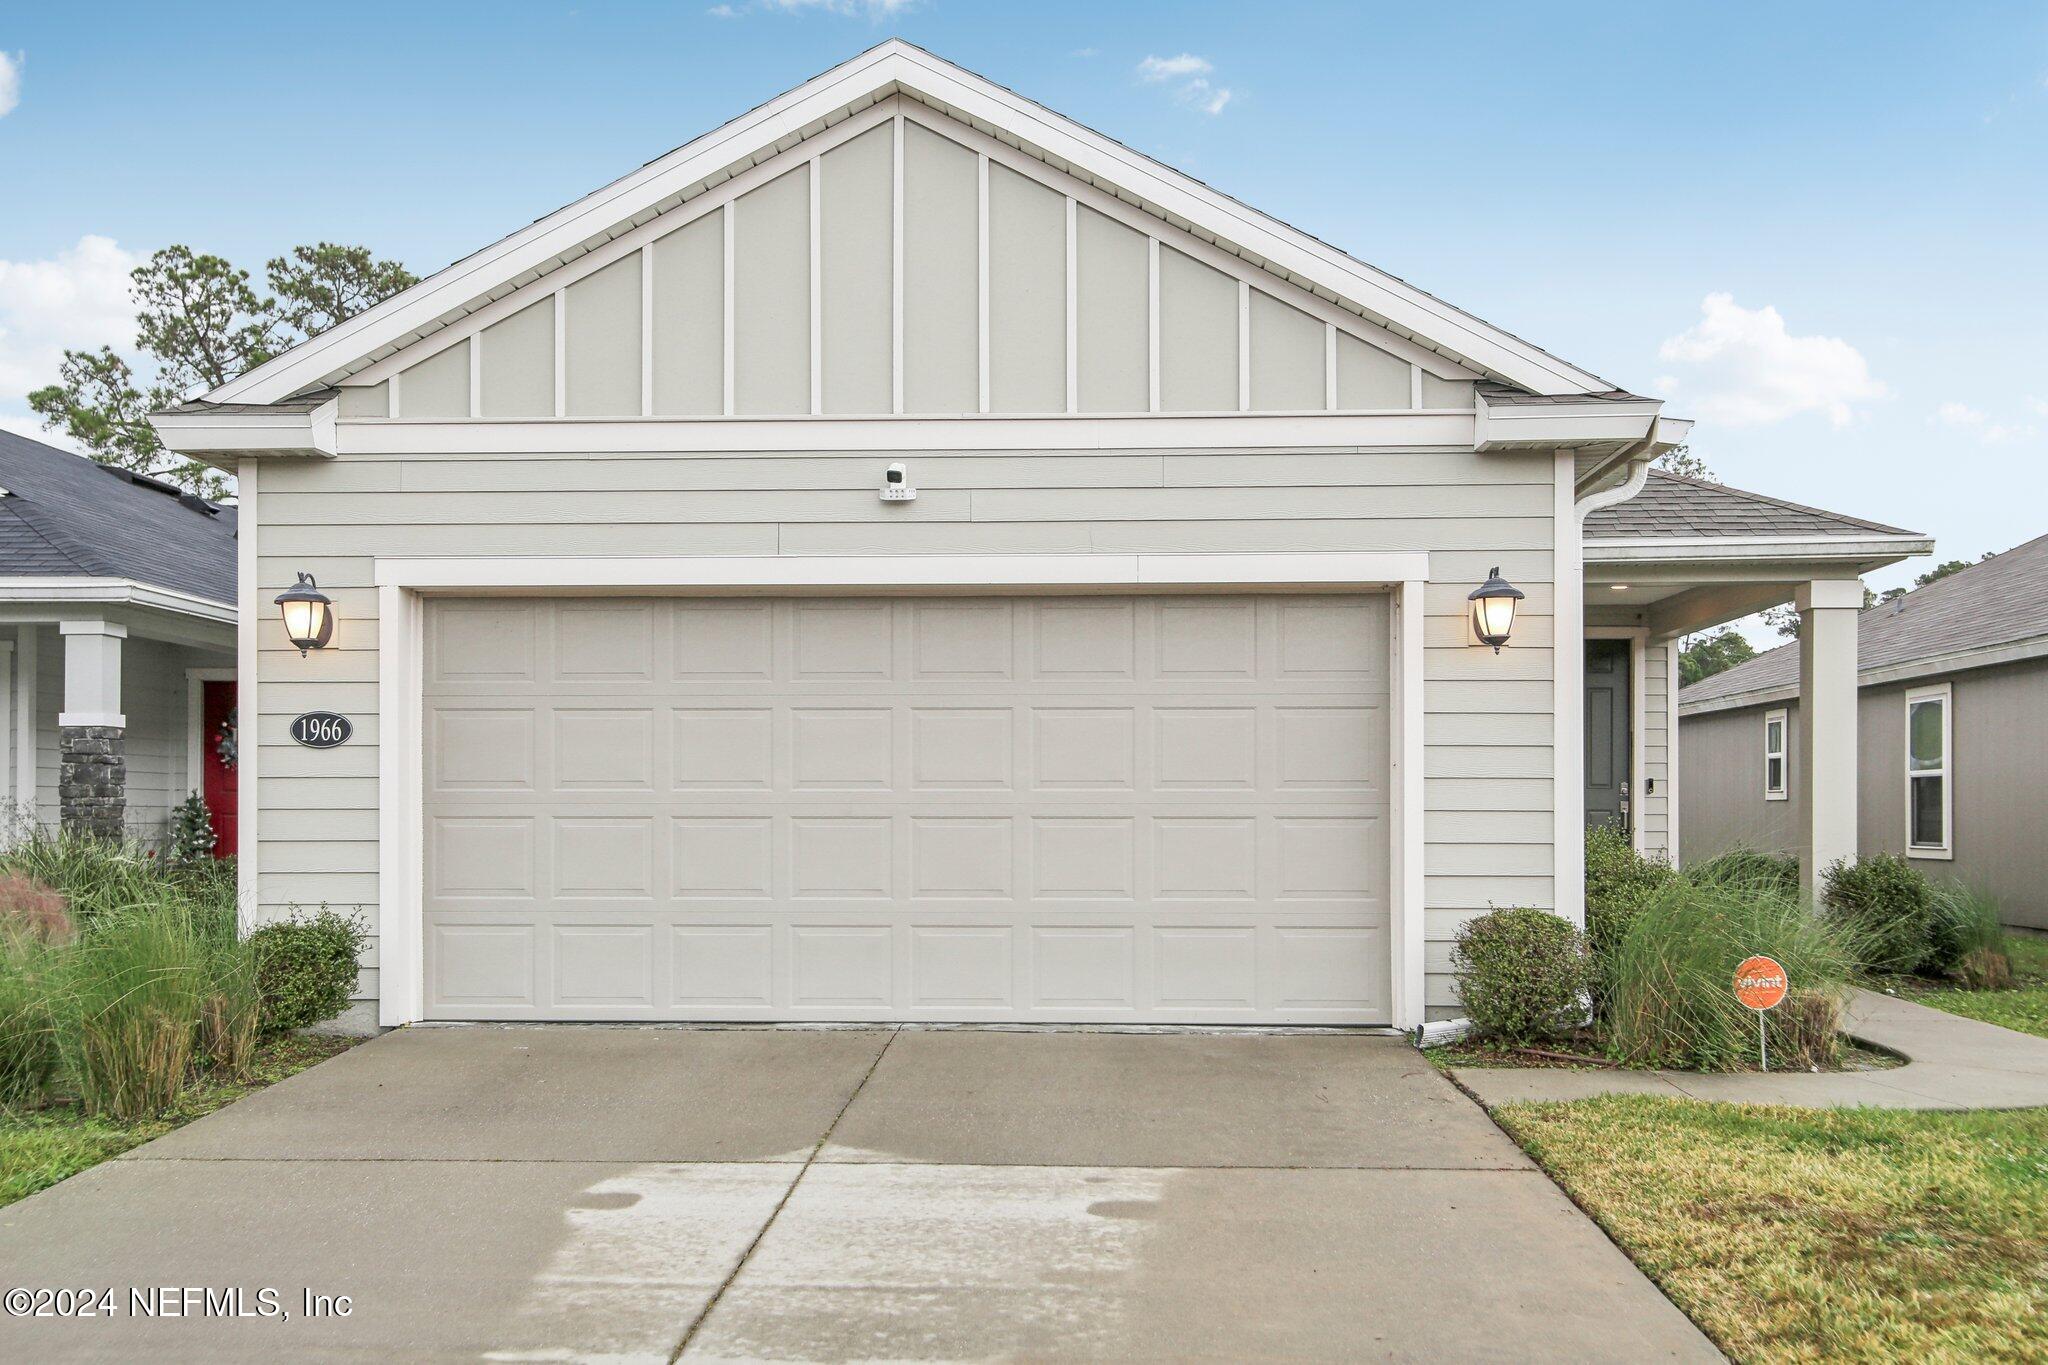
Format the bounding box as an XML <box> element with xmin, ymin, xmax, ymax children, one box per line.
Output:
<box><xmin>259</xmin><ymin>438</ymin><xmax>1560</xmax><ymax>1014</ymax></box>
<box><xmin>901</xmin><ymin>120</ymin><xmax>978</xmax><ymax>413</ymax></box>
<box><xmin>357</xmin><ymin>105</ymin><xmax>1477</xmax><ymax>422</ymax></box>
<box><xmin>564</xmin><ymin>254</ymin><xmax>641</xmax><ymax>417</ymax></box>
<box><xmin>1158</xmin><ymin>247</ymin><xmax>1237</xmax><ymax>411</ymax></box>
<box><xmin>1638</xmin><ymin>637</ymin><xmax>1673</xmax><ymax>860</ymax></box>
<box><xmin>820</xmin><ymin>124</ymin><xmax>894</xmax><ymax>414</ymax></box>
<box><xmin>733</xmin><ymin>164</ymin><xmax>810</xmax><ymax>415</ymax></box>
<box><xmin>986</xmin><ymin>162</ymin><xmax>1067</xmax><ymax>412</ymax></box>
<box><xmin>1337</xmin><ymin>333</ymin><xmax>1410</xmax><ymax>409</ymax></box>
<box><xmin>1680</xmin><ymin>703</ymin><xmax>1799</xmax><ymax>862</ymax></box>
<box><xmin>1075</xmin><ymin>206</ymin><xmax>1147</xmax><ymax>413</ymax></box>
<box><xmin>1249</xmin><ymin>292</ymin><xmax>1324</xmax><ymax>411</ymax></box>
<box><xmin>479</xmin><ymin>298</ymin><xmax>554</xmax><ymax>419</ymax></box>
<box><xmin>399</xmin><ymin>340</ymin><xmax>470</xmax><ymax>420</ymax></box>
<box><xmin>339</xmin><ymin>382</ymin><xmax>388</xmax><ymax>419</ymax></box>
<box><xmin>651</xmin><ymin>212</ymin><xmax>724</xmax><ymax>416</ymax></box>
<box><xmin>1421</xmin><ymin>374</ymin><xmax>1476</xmax><ymax>409</ymax></box>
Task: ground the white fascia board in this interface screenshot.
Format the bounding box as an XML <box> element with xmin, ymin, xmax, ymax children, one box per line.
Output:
<box><xmin>1584</xmin><ymin>534</ymin><xmax>1934</xmax><ymax>565</ymax></box>
<box><xmin>205</xmin><ymin>41</ymin><xmax>1608</xmax><ymax>406</ymax></box>
<box><xmin>335</xmin><ymin>411</ymin><xmax>1475</xmax><ymax>456</ymax></box>
<box><xmin>0</xmin><ymin>578</ymin><xmax>236</xmax><ymax>625</ymax></box>
<box><xmin>151</xmin><ymin>401</ymin><xmax>337</xmax><ymax>465</ymax></box>
<box><xmin>374</xmin><ymin>551</ymin><xmax>1431</xmax><ymax>592</ymax></box>
<box><xmin>1679</xmin><ymin>632</ymin><xmax>2048</xmax><ymax>718</ymax></box>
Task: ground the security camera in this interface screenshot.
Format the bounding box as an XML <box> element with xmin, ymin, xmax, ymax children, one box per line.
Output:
<box><xmin>880</xmin><ymin>463</ymin><xmax>917</xmax><ymax>502</ymax></box>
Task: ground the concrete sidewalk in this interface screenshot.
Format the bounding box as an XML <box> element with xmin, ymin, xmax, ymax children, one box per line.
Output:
<box><xmin>1453</xmin><ymin>988</ymin><xmax>2048</xmax><ymax>1110</ymax></box>
<box><xmin>0</xmin><ymin>1026</ymin><xmax>1718</xmax><ymax>1362</ymax></box>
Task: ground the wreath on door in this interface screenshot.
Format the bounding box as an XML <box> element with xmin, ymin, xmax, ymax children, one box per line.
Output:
<box><xmin>215</xmin><ymin>707</ymin><xmax>238</xmax><ymax>772</ymax></box>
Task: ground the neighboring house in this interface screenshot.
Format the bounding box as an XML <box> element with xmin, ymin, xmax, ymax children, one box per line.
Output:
<box><xmin>1679</xmin><ymin>533</ymin><xmax>2048</xmax><ymax>930</ymax></box>
<box><xmin>150</xmin><ymin>41</ymin><xmax>1926</xmax><ymax>1028</ymax></box>
<box><xmin>0</xmin><ymin>429</ymin><xmax>239</xmax><ymax>848</ymax></box>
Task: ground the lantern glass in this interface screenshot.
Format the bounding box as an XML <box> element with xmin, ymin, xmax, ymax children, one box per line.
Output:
<box><xmin>1466</xmin><ymin>566</ymin><xmax>1525</xmax><ymax>652</ymax></box>
<box><xmin>1473</xmin><ymin>592</ymin><xmax>1517</xmax><ymax>643</ymax></box>
<box><xmin>275</xmin><ymin>573</ymin><xmax>336</xmax><ymax>654</ymax></box>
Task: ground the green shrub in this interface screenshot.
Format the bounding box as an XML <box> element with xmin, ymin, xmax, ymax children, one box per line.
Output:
<box><xmin>1604</xmin><ymin>869</ymin><xmax>1857</xmax><ymax>1071</ymax></box>
<box><xmin>1926</xmin><ymin>881</ymin><xmax>2010</xmax><ymax>987</ymax></box>
<box><xmin>0</xmin><ymin>828</ymin><xmax>234</xmax><ymax>935</ymax></box>
<box><xmin>1689</xmin><ymin>849</ymin><xmax>1800</xmax><ymax>898</ymax></box>
<box><xmin>1584</xmin><ymin>826</ymin><xmax>1677</xmax><ymax>1005</ymax></box>
<box><xmin>0</xmin><ymin>944</ymin><xmax>62</xmax><ymax>1108</ymax></box>
<box><xmin>1823</xmin><ymin>854</ymin><xmax>1935</xmax><ymax>975</ymax></box>
<box><xmin>1452</xmin><ymin>907</ymin><xmax>1589</xmax><ymax>1045</ymax></box>
<box><xmin>250</xmin><ymin>909</ymin><xmax>367</xmax><ymax>1035</ymax></box>
<box><xmin>64</xmin><ymin>909</ymin><xmax>209</xmax><ymax>1119</ymax></box>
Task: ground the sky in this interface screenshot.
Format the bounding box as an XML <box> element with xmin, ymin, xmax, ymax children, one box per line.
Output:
<box><xmin>1</xmin><ymin>1</ymin><xmax>2044</xmax><ymax>641</ymax></box>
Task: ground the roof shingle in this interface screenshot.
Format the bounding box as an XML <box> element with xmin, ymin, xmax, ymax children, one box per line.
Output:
<box><xmin>1585</xmin><ymin>470</ymin><xmax>1916</xmax><ymax>541</ymax></box>
<box><xmin>0</xmin><ymin>430</ymin><xmax>236</xmax><ymax>606</ymax></box>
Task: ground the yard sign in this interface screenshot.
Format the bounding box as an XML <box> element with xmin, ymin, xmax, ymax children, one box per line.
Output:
<box><xmin>1734</xmin><ymin>955</ymin><xmax>1789</xmax><ymax>1071</ymax></box>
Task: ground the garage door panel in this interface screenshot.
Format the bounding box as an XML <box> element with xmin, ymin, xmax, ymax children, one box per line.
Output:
<box><xmin>425</xmin><ymin>595</ymin><xmax>1390</xmax><ymax>1022</ymax></box>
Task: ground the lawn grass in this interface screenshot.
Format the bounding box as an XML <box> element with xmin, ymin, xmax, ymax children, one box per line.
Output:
<box><xmin>1493</xmin><ymin>1095</ymin><xmax>2048</xmax><ymax>1363</ymax></box>
<box><xmin>0</xmin><ymin>1034</ymin><xmax>356</xmax><ymax>1209</ymax></box>
<box><xmin>1898</xmin><ymin>936</ymin><xmax>2048</xmax><ymax>1040</ymax></box>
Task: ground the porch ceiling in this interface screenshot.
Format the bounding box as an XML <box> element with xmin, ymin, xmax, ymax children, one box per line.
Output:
<box><xmin>1583</xmin><ymin>538</ymin><xmax>1933</xmax><ymax>637</ymax></box>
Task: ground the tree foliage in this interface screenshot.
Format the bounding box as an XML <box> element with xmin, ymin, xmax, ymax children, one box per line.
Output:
<box><xmin>1653</xmin><ymin>444</ymin><xmax>1717</xmax><ymax>482</ymax></box>
<box><xmin>28</xmin><ymin>242</ymin><xmax>415</xmax><ymax>498</ymax></box>
<box><xmin>1678</xmin><ymin>626</ymin><xmax>1757</xmax><ymax>686</ymax></box>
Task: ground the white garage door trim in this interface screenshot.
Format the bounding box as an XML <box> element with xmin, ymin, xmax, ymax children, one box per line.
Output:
<box><xmin>376</xmin><ymin>553</ymin><xmax>1427</xmax><ymax>1029</ymax></box>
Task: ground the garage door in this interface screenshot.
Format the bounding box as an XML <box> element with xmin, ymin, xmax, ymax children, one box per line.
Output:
<box><xmin>422</xmin><ymin>594</ymin><xmax>1390</xmax><ymax>1022</ymax></box>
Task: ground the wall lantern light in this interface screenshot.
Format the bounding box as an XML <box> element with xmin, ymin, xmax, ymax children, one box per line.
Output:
<box><xmin>1468</xmin><ymin>567</ymin><xmax>1524</xmax><ymax>653</ymax></box>
<box><xmin>275</xmin><ymin>573</ymin><xmax>336</xmax><ymax>655</ymax></box>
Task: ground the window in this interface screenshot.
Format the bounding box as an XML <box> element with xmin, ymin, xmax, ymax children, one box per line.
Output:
<box><xmin>1905</xmin><ymin>684</ymin><xmax>1952</xmax><ymax>858</ymax></box>
<box><xmin>1763</xmin><ymin>708</ymin><xmax>1788</xmax><ymax>801</ymax></box>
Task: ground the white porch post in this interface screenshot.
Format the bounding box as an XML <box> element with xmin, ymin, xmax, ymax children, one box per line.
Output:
<box><xmin>1795</xmin><ymin>579</ymin><xmax>1861</xmax><ymax>899</ymax></box>
<box><xmin>57</xmin><ymin>619</ymin><xmax>127</xmax><ymax>838</ymax></box>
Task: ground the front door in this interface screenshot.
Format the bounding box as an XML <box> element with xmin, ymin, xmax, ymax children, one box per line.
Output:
<box><xmin>201</xmin><ymin>679</ymin><xmax>238</xmax><ymax>857</ymax></box>
<box><xmin>1584</xmin><ymin>640</ymin><xmax>1631</xmax><ymax>834</ymax></box>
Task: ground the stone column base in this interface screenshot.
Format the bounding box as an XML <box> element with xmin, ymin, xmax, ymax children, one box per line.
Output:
<box><xmin>59</xmin><ymin>725</ymin><xmax>126</xmax><ymax>839</ymax></box>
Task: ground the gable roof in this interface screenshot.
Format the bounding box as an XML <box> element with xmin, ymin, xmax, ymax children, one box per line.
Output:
<box><xmin>1680</xmin><ymin>532</ymin><xmax>2048</xmax><ymax>709</ymax></box>
<box><xmin>1585</xmin><ymin>470</ymin><xmax>1916</xmax><ymax>542</ymax></box>
<box><xmin>197</xmin><ymin>40</ymin><xmax>1614</xmax><ymax>408</ymax></box>
<box><xmin>0</xmin><ymin>429</ymin><xmax>237</xmax><ymax>607</ymax></box>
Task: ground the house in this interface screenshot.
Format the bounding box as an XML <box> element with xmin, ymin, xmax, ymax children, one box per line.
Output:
<box><xmin>0</xmin><ymin>428</ymin><xmax>239</xmax><ymax>848</ymax></box>
<box><xmin>149</xmin><ymin>41</ymin><xmax>1927</xmax><ymax>1029</ymax></box>
<box><xmin>1679</xmin><ymin>533</ymin><xmax>2048</xmax><ymax>930</ymax></box>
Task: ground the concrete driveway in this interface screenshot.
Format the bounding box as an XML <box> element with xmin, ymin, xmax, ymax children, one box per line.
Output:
<box><xmin>0</xmin><ymin>1027</ymin><xmax>1716</xmax><ymax>1362</ymax></box>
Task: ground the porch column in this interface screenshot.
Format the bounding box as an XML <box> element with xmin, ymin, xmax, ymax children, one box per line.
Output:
<box><xmin>57</xmin><ymin>620</ymin><xmax>126</xmax><ymax>839</ymax></box>
<box><xmin>1795</xmin><ymin>580</ymin><xmax>1861</xmax><ymax>899</ymax></box>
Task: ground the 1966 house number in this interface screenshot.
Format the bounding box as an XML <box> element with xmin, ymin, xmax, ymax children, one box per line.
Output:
<box><xmin>289</xmin><ymin>712</ymin><xmax>353</xmax><ymax>749</ymax></box>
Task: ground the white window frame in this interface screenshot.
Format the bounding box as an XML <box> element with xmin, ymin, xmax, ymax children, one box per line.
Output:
<box><xmin>1904</xmin><ymin>682</ymin><xmax>1953</xmax><ymax>860</ymax></box>
<box><xmin>1763</xmin><ymin>707</ymin><xmax>1788</xmax><ymax>801</ymax></box>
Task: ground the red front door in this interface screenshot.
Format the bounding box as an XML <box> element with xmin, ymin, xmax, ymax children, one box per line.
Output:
<box><xmin>202</xmin><ymin>679</ymin><xmax>238</xmax><ymax>857</ymax></box>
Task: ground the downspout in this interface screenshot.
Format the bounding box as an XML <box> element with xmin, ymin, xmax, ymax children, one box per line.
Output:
<box><xmin>1575</xmin><ymin>450</ymin><xmax>1653</xmax><ymax>521</ymax></box>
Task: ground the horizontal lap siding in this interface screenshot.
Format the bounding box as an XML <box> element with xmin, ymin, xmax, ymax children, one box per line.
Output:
<box><xmin>1638</xmin><ymin>639</ymin><xmax>1672</xmax><ymax>860</ymax></box>
<box><xmin>256</xmin><ymin>443</ymin><xmax>1558</xmax><ymax>1010</ymax></box>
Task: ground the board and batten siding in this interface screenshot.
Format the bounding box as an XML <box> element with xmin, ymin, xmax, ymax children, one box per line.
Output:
<box><xmin>251</xmin><ymin>443</ymin><xmax>1558</xmax><ymax>1016</ymax></box>
<box><xmin>347</xmin><ymin>98</ymin><xmax>1471</xmax><ymax>427</ymax></box>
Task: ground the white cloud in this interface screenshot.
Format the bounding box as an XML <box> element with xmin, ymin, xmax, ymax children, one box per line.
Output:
<box><xmin>0</xmin><ymin>51</ymin><xmax>21</xmax><ymax>118</ymax></box>
<box><xmin>0</xmin><ymin>235</ymin><xmax>142</xmax><ymax>404</ymax></box>
<box><xmin>1136</xmin><ymin>53</ymin><xmax>1234</xmax><ymax>115</ymax></box>
<box><xmin>1138</xmin><ymin>53</ymin><xmax>1212</xmax><ymax>82</ymax></box>
<box><xmin>1071</xmin><ymin>47</ymin><xmax>1100</xmax><ymax>59</ymax></box>
<box><xmin>2026</xmin><ymin>396</ymin><xmax>2048</xmax><ymax>418</ymax></box>
<box><xmin>1655</xmin><ymin>293</ymin><xmax>1885</xmax><ymax>428</ymax></box>
<box><xmin>1933</xmin><ymin>400</ymin><xmax>2036</xmax><ymax>445</ymax></box>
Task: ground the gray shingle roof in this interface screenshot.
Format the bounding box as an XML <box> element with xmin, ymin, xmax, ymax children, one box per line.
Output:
<box><xmin>1680</xmin><ymin>532</ymin><xmax>2048</xmax><ymax>707</ymax></box>
<box><xmin>0</xmin><ymin>429</ymin><xmax>236</xmax><ymax>607</ymax></box>
<box><xmin>160</xmin><ymin>388</ymin><xmax>337</xmax><ymax>417</ymax></box>
<box><xmin>1585</xmin><ymin>470</ymin><xmax>1916</xmax><ymax>540</ymax></box>
<box><xmin>1477</xmin><ymin>383</ymin><xmax>1652</xmax><ymax>406</ymax></box>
